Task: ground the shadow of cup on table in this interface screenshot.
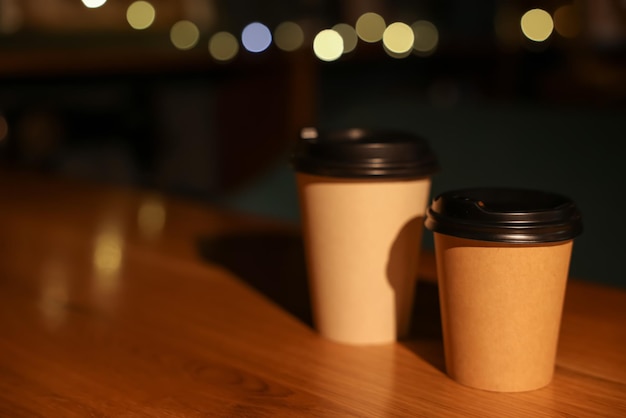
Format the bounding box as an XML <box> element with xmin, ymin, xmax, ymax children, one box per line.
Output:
<box><xmin>386</xmin><ymin>216</ymin><xmax>446</xmax><ymax>374</ymax></box>
<box><xmin>401</xmin><ymin>280</ymin><xmax>446</xmax><ymax>374</ymax></box>
<box><xmin>196</xmin><ymin>231</ymin><xmax>313</xmax><ymax>327</ymax></box>
<box><xmin>197</xmin><ymin>228</ymin><xmax>446</xmax><ymax>374</ymax></box>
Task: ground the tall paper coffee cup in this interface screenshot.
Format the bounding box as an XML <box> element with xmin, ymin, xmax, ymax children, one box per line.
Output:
<box><xmin>426</xmin><ymin>188</ymin><xmax>583</xmax><ymax>392</ymax></box>
<box><xmin>292</xmin><ymin>128</ymin><xmax>439</xmax><ymax>345</ymax></box>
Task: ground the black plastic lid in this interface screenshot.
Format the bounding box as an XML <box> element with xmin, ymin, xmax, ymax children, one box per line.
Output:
<box><xmin>425</xmin><ymin>187</ymin><xmax>583</xmax><ymax>243</ymax></box>
<box><xmin>291</xmin><ymin>127</ymin><xmax>439</xmax><ymax>178</ymax></box>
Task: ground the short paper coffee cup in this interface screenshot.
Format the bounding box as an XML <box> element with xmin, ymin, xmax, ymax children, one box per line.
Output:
<box><xmin>425</xmin><ymin>187</ymin><xmax>582</xmax><ymax>391</ymax></box>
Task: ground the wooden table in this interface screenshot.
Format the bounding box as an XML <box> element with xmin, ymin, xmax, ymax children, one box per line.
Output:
<box><xmin>1</xmin><ymin>170</ymin><xmax>625</xmax><ymax>417</ymax></box>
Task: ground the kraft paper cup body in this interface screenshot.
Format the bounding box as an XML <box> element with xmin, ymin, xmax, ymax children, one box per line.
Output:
<box><xmin>292</xmin><ymin>128</ymin><xmax>439</xmax><ymax>345</ymax></box>
<box><xmin>426</xmin><ymin>187</ymin><xmax>583</xmax><ymax>392</ymax></box>
<box><xmin>297</xmin><ymin>173</ymin><xmax>431</xmax><ymax>344</ymax></box>
<box><xmin>434</xmin><ymin>234</ymin><xmax>572</xmax><ymax>392</ymax></box>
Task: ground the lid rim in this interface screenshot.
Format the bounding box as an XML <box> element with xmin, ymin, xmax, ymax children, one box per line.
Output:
<box><xmin>424</xmin><ymin>187</ymin><xmax>583</xmax><ymax>243</ymax></box>
<box><xmin>291</xmin><ymin>128</ymin><xmax>440</xmax><ymax>178</ymax></box>
<box><xmin>430</xmin><ymin>229</ymin><xmax>579</xmax><ymax>244</ymax></box>
<box><xmin>426</xmin><ymin>219</ymin><xmax>583</xmax><ymax>243</ymax></box>
<box><xmin>293</xmin><ymin>160</ymin><xmax>440</xmax><ymax>178</ymax></box>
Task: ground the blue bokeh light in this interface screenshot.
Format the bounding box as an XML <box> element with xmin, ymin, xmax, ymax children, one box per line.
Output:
<box><xmin>241</xmin><ymin>22</ymin><xmax>272</xmax><ymax>53</ymax></box>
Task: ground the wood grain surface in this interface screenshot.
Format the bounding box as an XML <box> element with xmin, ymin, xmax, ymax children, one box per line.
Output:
<box><xmin>1</xmin><ymin>170</ymin><xmax>625</xmax><ymax>417</ymax></box>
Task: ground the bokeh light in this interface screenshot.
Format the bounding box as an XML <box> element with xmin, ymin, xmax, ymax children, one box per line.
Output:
<box><xmin>93</xmin><ymin>225</ymin><xmax>123</xmax><ymax>275</ymax></box>
<box><xmin>274</xmin><ymin>21</ymin><xmax>304</xmax><ymax>52</ymax></box>
<box><xmin>126</xmin><ymin>1</ymin><xmax>155</xmax><ymax>30</ymax></box>
<box><xmin>521</xmin><ymin>9</ymin><xmax>554</xmax><ymax>42</ymax></box>
<box><xmin>242</xmin><ymin>22</ymin><xmax>272</xmax><ymax>53</ymax></box>
<box><xmin>138</xmin><ymin>198</ymin><xmax>166</xmax><ymax>239</ymax></box>
<box><xmin>92</xmin><ymin>222</ymin><xmax>124</xmax><ymax>306</ymax></box>
<box><xmin>333</xmin><ymin>23</ymin><xmax>358</xmax><ymax>54</ymax></box>
<box><xmin>209</xmin><ymin>31</ymin><xmax>239</xmax><ymax>62</ymax></box>
<box><xmin>355</xmin><ymin>12</ymin><xmax>386</xmax><ymax>43</ymax></box>
<box><xmin>313</xmin><ymin>29</ymin><xmax>343</xmax><ymax>62</ymax></box>
<box><xmin>170</xmin><ymin>20</ymin><xmax>200</xmax><ymax>50</ymax></box>
<box><xmin>554</xmin><ymin>5</ymin><xmax>581</xmax><ymax>38</ymax></box>
<box><xmin>383</xmin><ymin>22</ymin><xmax>414</xmax><ymax>54</ymax></box>
<box><xmin>412</xmin><ymin>20</ymin><xmax>439</xmax><ymax>55</ymax></box>
<box><xmin>82</xmin><ymin>0</ymin><xmax>107</xmax><ymax>8</ymax></box>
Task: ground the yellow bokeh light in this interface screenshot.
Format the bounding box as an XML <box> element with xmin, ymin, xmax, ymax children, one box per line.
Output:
<box><xmin>355</xmin><ymin>12</ymin><xmax>386</xmax><ymax>43</ymax></box>
<box><xmin>521</xmin><ymin>9</ymin><xmax>553</xmax><ymax>42</ymax></box>
<box><xmin>209</xmin><ymin>31</ymin><xmax>239</xmax><ymax>62</ymax></box>
<box><xmin>94</xmin><ymin>230</ymin><xmax>123</xmax><ymax>274</ymax></box>
<box><xmin>332</xmin><ymin>23</ymin><xmax>358</xmax><ymax>53</ymax></box>
<box><xmin>313</xmin><ymin>29</ymin><xmax>344</xmax><ymax>62</ymax></box>
<box><xmin>274</xmin><ymin>21</ymin><xmax>304</xmax><ymax>52</ymax></box>
<box><xmin>82</xmin><ymin>0</ymin><xmax>107</xmax><ymax>8</ymax></box>
<box><xmin>126</xmin><ymin>1</ymin><xmax>155</xmax><ymax>30</ymax></box>
<box><xmin>92</xmin><ymin>221</ymin><xmax>124</xmax><ymax>308</ymax></box>
<box><xmin>553</xmin><ymin>5</ymin><xmax>581</xmax><ymax>39</ymax></box>
<box><xmin>412</xmin><ymin>20</ymin><xmax>439</xmax><ymax>55</ymax></box>
<box><xmin>170</xmin><ymin>20</ymin><xmax>200</xmax><ymax>50</ymax></box>
<box><xmin>383</xmin><ymin>22</ymin><xmax>414</xmax><ymax>54</ymax></box>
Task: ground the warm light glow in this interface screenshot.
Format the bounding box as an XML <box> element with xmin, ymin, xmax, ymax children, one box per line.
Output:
<box><xmin>412</xmin><ymin>20</ymin><xmax>439</xmax><ymax>55</ymax></box>
<box><xmin>332</xmin><ymin>23</ymin><xmax>358</xmax><ymax>53</ymax></box>
<box><xmin>313</xmin><ymin>29</ymin><xmax>344</xmax><ymax>62</ymax></box>
<box><xmin>274</xmin><ymin>21</ymin><xmax>304</xmax><ymax>52</ymax></box>
<box><xmin>170</xmin><ymin>20</ymin><xmax>200</xmax><ymax>50</ymax></box>
<box><xmin>138</xmin><ymin>198</ymin><xmax>166</xmax><ymax>239</ymax></box>
<box><xmin>355</xmin><ymin>12</ymin><xmax>386</xmax><ymax>43</ymax></box>
<box><xmin>0</xmin><ymin>114</ymin><xmax>8</xmax><ymax>142</ymax></box>
<box><xmin>554</xmin><ymin>5</ymin><xmax>581</xmax><ymax>38</ymax></box>
<box><xmin>82</xmin><ymin>0</ymin><xmax>107</xmax><ymax>8</ymax></box>
<box><xmin>126</xmin><ymin>1</ymin><xmax>155</xmax><ymax>30</ymax></box>
<box><xmin>383</xmin><ymin>22</ymin><xmax>414</xmax><ymax>55</ymax></box>
<box><xmin>93</xmin><ymin>223</ymin><xmax>124</xmax><ymax>303</ymax></box>
<box><xmin>521</xmin><ymin>9</ymin><xmax>554</xmax><ymax>42</ymax></box>
<box><xmin>300</xmin><ymin>127</ymin><xmax>318</xmax><ymax>140</ymax></box>
<box><xmin>209</xmin><ymin>31</ymin><xmax>239</xmax><ymax>62</ymax></box>
<box><xmin>94</xmin><ymin>229</ymin><xmax>123</xmax><ymax>274</ymax></box>
<box><xmin>242</xmin><ymin>22</ymin><xmax>272</xmax><ymax>53</ymax></box>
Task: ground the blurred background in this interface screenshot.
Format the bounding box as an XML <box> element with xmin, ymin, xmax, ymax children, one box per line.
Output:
<box><xmin>0</xmin><ymin>0</ymin><xmax>624</xmax><ymax>287</ymax></box>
